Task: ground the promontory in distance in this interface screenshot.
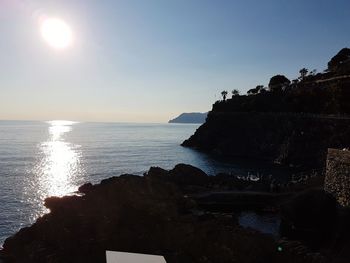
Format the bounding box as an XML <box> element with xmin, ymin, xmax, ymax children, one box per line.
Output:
<box><xmin>168</xmin><ymin>112</ymin><xmax>208</xmax><ymax>124</ymax></box>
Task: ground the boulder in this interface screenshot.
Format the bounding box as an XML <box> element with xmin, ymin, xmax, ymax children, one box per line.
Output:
<box><xmin>78</xmin><ymin>182</ymin><xmax>93</xmax><ymax>194</ymax></box>
<box><xmin>168</xmin><ymin>164</ymin><xmax>208</xmax><ymax>186</ymax></box>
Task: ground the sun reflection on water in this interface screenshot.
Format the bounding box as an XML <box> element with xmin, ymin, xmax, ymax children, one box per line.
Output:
<box><xmin>30</xmin><ymin>120</ymin><xmax>83</xmax><ymax>218</ymax></box>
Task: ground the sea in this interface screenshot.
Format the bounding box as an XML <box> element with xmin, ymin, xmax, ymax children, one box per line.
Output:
<box><xmin>0</xmin><ymin>120</ymin><xmax>283</xmax><ymax>244</ymax></box>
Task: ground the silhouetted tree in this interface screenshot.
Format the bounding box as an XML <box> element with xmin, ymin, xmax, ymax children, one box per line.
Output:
<box><xmin>299</xmin><ymin>68</ymin><xmax>308</xmax><ymax>80</ymax></box>
<box><xmin>259</xmin><ymin>88</ymin><xmax>267</xmax><ymax>94</ymax></box>
<box><xmin>247</xmin><ymin>85</ymin><xmax>264</xmax><ymax>95</ymax></box>
<box><xmin>268</xmin><ymin>75</ymin><xmax>291</xmax><ymax>92</ymax></box>
<box><xmin>221</xmin><ymin>90</ymin><xmax>228</xmax><ymax>101</ymax></box>
<box><xmin>309</xmin><ymin>69</ymin><xmax>317</xmax><ymax>76</ymax></box>
<box><xmin>256</xmin><ymin>85</ymin><xmax>264</xmax><ymax>91</ymax></box>
<box><xmin>328</xmin><ymin>48</ymin><xmax>350</xmax><ymax>72</ymax></box>
<box><xmin>247</xmin><ymin>89</ymin><xmax>256</xmax><ymax>95</ymax></box>
<box><xmin>232</xmin><ymin>89</ymin><xmax>240</xmax><ymax>97</ymax></box>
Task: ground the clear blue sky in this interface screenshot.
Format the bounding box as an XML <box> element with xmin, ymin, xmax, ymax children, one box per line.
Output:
<box><xmin>1</xmin><ymin>0</ymin><xmax>349</xmax><ymax>122</ymax></box>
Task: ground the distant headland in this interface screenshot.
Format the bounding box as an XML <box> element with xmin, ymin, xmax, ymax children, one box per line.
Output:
<box><xmin>168</xmin><ymin>112</ymin><xmax>208</xmax><ymax>124</ymax></box>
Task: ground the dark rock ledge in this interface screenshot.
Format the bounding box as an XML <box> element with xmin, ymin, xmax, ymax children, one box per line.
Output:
<box><xmin>0</xmin><ymin>164</ymin><xmax>345</xmax><ymax>263</ymax></box>
<box><xmin>0</xmin><ymin>164</ymin><xmax>278</xmax><ymax>263</ymax></box>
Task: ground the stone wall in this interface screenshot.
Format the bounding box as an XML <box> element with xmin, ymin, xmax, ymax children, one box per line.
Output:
<box><xmin>324</xmin><ymin>148</ymin><xmax>350</xmax><ymax>207</ymax></box>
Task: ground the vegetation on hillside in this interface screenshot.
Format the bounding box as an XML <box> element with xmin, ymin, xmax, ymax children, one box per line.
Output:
<box><xmin>216</xmin><ymin>48</ymin><xmax>350</xmax><ymax>114</ymax></box>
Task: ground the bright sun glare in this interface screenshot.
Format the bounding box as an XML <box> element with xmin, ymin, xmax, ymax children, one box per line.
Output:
<box><xmin>40</xmin><ymin>18</ymin><xmax>73</xmax><ymax>49</ymax></box>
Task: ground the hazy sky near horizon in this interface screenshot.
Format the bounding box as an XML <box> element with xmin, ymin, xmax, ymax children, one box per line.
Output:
<box><xmin>1</xmin><ymin>0</ymin><xmax>350</xmax><ymax>122</ymax></box>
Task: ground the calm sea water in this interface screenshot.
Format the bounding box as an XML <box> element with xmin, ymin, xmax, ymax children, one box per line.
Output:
<box><xmin>0</xmin><ymin>120</ymin><xmax>234</xmax><ymax>244</ymax></box>
<box><xmin>0</xmin><ymin>120</ymin><xmax>286</xmax><ymax>244</ymax></box>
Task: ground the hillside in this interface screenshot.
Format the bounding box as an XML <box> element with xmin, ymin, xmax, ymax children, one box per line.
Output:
<box><xmin>182</xmin><ymin>48</ymin><xmax>350</xmax><ymax>169</ymax></box>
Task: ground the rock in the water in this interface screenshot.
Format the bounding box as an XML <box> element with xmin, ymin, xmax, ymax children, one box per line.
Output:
<box><xmin>78</xmin><ymin>182</ymin><xmax>93</xmax><ymax>194</ymax></box>
<box><xmin>169</xmin><ymin>164</ymin><xmax>208</xmax><ymax>186</ymax></box>
<box><xmin>145</xmin><ymin>164</ymin><xmax>209</xmax><ymax>191</ymax></box>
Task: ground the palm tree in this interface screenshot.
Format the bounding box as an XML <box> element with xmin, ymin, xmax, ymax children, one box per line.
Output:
<box><xmin>221</xmin><ymin>90</ymin><xmax>228</xmax><ymax>101</ymax></box>
<box><xmin>299</xmin><ymin>68</ymin><xmax>308</xmax><ymax>80</ymax></box>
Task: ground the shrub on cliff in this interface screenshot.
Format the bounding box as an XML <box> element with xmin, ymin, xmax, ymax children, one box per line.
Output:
<box><xmin>232</xmin><ymin>89</ymin><xmax>240</xmax><ymax>97</ymax></box>
<box><xmin>247</xmin><ymin>85</ymin><xmax>264</xmax><ymax>95</ymax></box>
<box><xmin>328</xmin><ymin>48</ymin><xmax>350</xmax><ymax>73</ymax></box>
<box><xmin>268</xmin><ymin>75</ymin><xmax>291</xmax><ymax>92</ymax></box>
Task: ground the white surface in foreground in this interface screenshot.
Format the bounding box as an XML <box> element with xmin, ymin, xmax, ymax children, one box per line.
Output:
<box><xmin>106</xmin><ymin>251</ymin><xmax>166</xmax><ymax>263</ymax></box>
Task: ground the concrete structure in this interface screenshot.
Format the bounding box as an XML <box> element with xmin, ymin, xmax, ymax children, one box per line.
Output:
<box><xmin>106</xmin><ymin>251</ymin><xmax>166</xmax><ymax>263</ymax></box>
<box><xmin>324</xmin><ymin>148</ymin><xmax>350</xmax><ymax>207</ymax></box>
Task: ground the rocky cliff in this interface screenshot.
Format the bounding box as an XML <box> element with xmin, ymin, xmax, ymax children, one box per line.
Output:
<box><xmin>182</xmin><ymin>49</ymin><xmax>350</xmax><ymax>169</ymax></box>
<box><xmin>182</xmin><ymin>112</ymin><xmax>350</xmax><ymax>168</ymax></box>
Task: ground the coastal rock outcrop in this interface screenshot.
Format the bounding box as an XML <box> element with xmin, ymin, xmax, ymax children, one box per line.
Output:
<box><xmin>183</xmin><ymin>112</ymin><xmax>350</xmax><ymax>168</ymax></box>
<box><xmin>146</xmin><ymin>163</ymin><xmax>208</xmax><ymax>189</ymax></box>
<box><xmin>1</xmin><ymin>163</ymin><xmax>349</xmax><ymax>263</ymax></box>
<box><xmin>182</xmin><ymin>51</ymin><xmax>350</xmax><ymax>169</ymax></box>
<box><xmin>0</xmin><ymin>171</ymin><xmax>278</xmax><ymax>263</ymax></box>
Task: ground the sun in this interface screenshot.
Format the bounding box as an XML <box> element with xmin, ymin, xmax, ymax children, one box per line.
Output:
<box><xmin>40</xmin><ymin>18</ymin><xmax>73</xmax><ymax>50</ymax></box>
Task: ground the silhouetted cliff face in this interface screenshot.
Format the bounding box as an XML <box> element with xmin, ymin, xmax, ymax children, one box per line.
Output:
<box><xmin>182</xmin><ymin>112</ymin><xmax>350</xmax><ymax>168</ymax></box>
<box><xmin>182</xmin><ymin>64</ymin><xmax>350</xmax><ymax>169</ymax></box>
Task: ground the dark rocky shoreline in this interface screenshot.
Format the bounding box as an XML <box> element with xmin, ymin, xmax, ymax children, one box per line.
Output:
<box><xmin>1</xmin><ymin>163</ymin><xmax>349</xmax><ymax>263</ymax></box>
<box><xmin>182</xmin><ymin>112</ymin><xmax>350</xmax><ymax>169</ymax></box>
<box><xmin>0</xmin><ymin>164</ymin><xmax>278</xmax><ymax>263</ymax></box>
